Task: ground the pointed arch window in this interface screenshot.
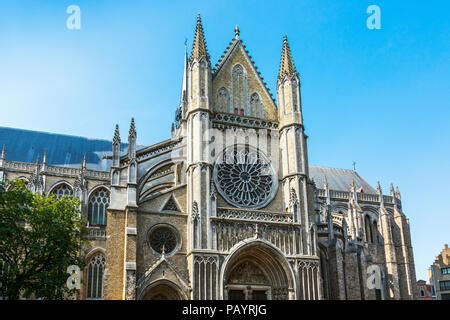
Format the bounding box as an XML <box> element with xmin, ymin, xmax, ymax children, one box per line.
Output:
<box><xmin>217</xmin><ymin>87</ymin><xmax>230</xmax><ymax>113</ymax></box>
<box><xmin>365</xmin><ymin>215</ymin><xmax>373</xmax><ymax>243</ymax></box>
<box><xmin>51</xmin><ymin>183</ymin><xmax>73</xmax><ymax>199</ymax></box>
<box><xmin>88</xmin><ymin>188</ymin><xmax>110</xmax><ymax>226</ymax></box>
<box><xmin>232</xmin><ymin>64</ymin><xmax>247</xmax><ymax>116</ymax></box>
<box><xmin>373</xmin><ymin>220</ymin><xmax>379</xmax><ymax>244</ymax></box>
<box><xmin>86</xmin><ymin>253</ymin><xmax>105</xmax><ymax>300</ymax></box>
<box><xmin>250</xmin><ymin>92</ymin><xmax>264</xmax><ymax>118</ymax></box>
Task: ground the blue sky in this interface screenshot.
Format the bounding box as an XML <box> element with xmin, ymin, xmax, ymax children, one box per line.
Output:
<box><xmin>0</xmin><ymin>0</ymin><xmax>449</xmax><ymax>282</ymax></box>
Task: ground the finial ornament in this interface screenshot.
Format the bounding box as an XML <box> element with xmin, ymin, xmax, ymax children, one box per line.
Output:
<box><xmin>234</xmin><ymin>25</ymin><xmax>240</xmax><ymax>40</ymax></box>
<box><xmin>395</xmin><ymin>186</ymin><xmax>401</xmax><ymax>200</ymax></box>
<box><xmin>81</xmin><ymin>153</ymin><xmax>87</xmax><ymax>169</ymax></box>
<box><xmin>129</xmin><ymin>117</ymin><xmax>136</xmax><ymax>138</ymax></box>
<box><xmin>376</xmin><ymin>181</ymin><xmax>382</xmax><ymax>194</ymax></box>
<box><xmin>323</xmin><ymin>175</ymin><xmax>329</xmax><ymax>190</ymax></box>
<box><xmin>113</xmin><ymin>124</ymin><xmax>121</xmax><ymax>145</ymax></box>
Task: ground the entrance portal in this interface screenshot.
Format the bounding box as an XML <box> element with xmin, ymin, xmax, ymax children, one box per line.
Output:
<box><xmin>142</xmin><ymin>283</ymin><xmax>183</xmax><ymax>300</ymax></box>
<box><xmin>223</xmin><ymin>241</ymin><xmax>293</xmax><ymax>300</ymax></box>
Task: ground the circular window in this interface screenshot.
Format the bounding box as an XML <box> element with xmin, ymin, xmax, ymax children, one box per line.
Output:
<box><xmin>149</xmin><ymin>225</ymin><xmax>178</xmax><ymax>255</ymax></box>
<box><xmin>213</xmin><ymin>145</ymin><xmax>278</xmax><ymax>209</ymax></box>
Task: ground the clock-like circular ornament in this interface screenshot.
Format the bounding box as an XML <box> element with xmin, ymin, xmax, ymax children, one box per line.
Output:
<box><xmin>213</xmin><ymin>145</ymin><xmax>278</xmax><ymax>209</ymax></box>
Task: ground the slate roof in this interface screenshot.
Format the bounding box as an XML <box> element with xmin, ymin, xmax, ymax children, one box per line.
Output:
<box><xmin>309</xmin><ymin>166</ymin><xmax>376</xmax><ymax>193</ymax></box>
<box><xmin>0</xmin><ymin>126</ymin><xmax>126</xmax><ymax>171</ymax></box>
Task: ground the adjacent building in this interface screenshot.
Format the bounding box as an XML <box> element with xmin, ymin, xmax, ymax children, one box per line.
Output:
<box><xmin>416</xmin><ymin>280</ymin><xmax>435</xmax><ymax>300</ymax></box>
<box><xmin>429</xmin><ymin>244</ymin><xmax>450</xmax><ymax>300</ymax></box>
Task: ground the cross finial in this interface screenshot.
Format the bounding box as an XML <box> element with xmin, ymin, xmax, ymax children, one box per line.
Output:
<box><xmin>234</xmin><ymin>25</ymin><xmax>240</xmax><ymax>40</ymax></box>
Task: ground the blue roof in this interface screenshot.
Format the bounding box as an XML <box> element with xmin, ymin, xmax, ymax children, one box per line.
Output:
<box><xmin>0</xmin><ymin>126</ymin><xmax>126</xmax><ymax>171</ymax></box>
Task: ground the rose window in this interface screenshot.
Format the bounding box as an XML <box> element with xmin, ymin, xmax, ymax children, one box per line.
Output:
<box><xmin>214</xmin><ymin>145</ymin><xmax>277</xmax><ymax>209</ymax></box>
<box><xmin>149</xmin><ymin>225</ymin><xmax>178</xmax><ymax>255</ymax></box>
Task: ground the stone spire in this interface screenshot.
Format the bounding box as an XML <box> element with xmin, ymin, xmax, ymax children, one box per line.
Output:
<box><xmin>113</xmin><ymin>124</ymin><xmax>121</xmax><ymax>146</ymax></box>
<box><xmin>112</xmin><ymin>124</ymin><xmax>121</xmax><ymax>167</ymax></box>
<box><xmin>278</xmin><ymin>35</ymin><xmax>298</xmax><ymax>81</ymax></box>
<box><xmin>81</xmin><ymin>153</ymin><xmax>87</xmax><ymax>170</ymax></box>
<box><xmin>191</xmin><ymin>14</ymin><xmax>209</xmax><ymax>61</ymax></box>
<box><xmin>128</xmin><ymin>118</ymin><xmax>137</xmax><ymax>159</ymax></box>
<box><xmin>395</xmin><ymin>186</ymin><xmax>401</xmax><ymax>200</ymax></box>
<box><xmin>390</xmin><ymin>183</ymin><xmax>395</xmax><ymax>197</ymax></box>
<box><xmin>377</xmin><ymin>181</ymin><xmax>385</xmax><ymax>207</ymax></box>
<box><xmin>180</xmin><ymin>41</ymin><xmax>189</xmax><ymax>105</ymax></box>
<box><xmin>128</xmin><ymin>118</ymin><xmax>136</xmax><ymax>139</ymax></box>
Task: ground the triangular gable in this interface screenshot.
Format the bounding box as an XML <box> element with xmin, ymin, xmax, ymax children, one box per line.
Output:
<box><xmin>212</xmin><ymin>39</ymin><xmax>277</xmax><ymax>120</ymax></box>
<box><xmin>140</xmin><ymin>256</ymin><xmax>190</xmax><ymax>291</ymax></box>
<box><xmin>162</xmin><ymin>195</ymin><xmax>181</xmax><ymax>212</ymax></box>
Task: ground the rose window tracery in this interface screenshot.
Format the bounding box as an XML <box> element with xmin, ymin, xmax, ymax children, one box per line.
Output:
<box><xmin>149</xmin><ymin>225</ymin><xmax>178</xmax><ymax>255</ymax></box>
<box><xmin>213</xmin><ymin>145</ymin><xmax>277</xmax><ymax>209</ymax></box>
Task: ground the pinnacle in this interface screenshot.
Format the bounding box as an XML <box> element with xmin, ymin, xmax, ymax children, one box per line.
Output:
<box><xmin>278</xmin><ymin>35</ymin><xmax>298</xmax><ymax>80</ymax></box>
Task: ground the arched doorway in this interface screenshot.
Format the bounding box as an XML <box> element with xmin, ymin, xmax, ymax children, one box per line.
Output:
<box><xmin>222</xmin><ymin>240</ymin><xmax>294</xmax><ymax>300</ymax></box>
<box><xmin>142</xmin><ymin>280</ymin><xmax>184</xmax><ymax>300</ymax></box>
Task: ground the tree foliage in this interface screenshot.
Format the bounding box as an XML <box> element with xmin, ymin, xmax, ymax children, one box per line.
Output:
<box><xmin>0</xmin><ymin>179</ymin><xmax>86</xmax><ymax>299</ymax></box>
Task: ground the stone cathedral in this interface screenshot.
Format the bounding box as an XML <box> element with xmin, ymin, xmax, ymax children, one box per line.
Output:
<box><xmin>0</xmin><ymin>16</ymin><xmax>417</xmax><ymax>300</ymax></box>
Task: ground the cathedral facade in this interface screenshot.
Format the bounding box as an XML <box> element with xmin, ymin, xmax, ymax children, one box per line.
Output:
<box><xmin>0</xmin><ymin>16</ymin><xmax>416</xmax><ymax>300</ymax></box>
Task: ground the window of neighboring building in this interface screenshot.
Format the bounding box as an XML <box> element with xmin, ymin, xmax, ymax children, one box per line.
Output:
<box><xmin>88</xmin><ymin>188</ymin><xmax>110</xmax><ymax>226</ymax></box>
<box><xmin>441</xmin><ymin>267</ymin><xmax>450</xmax><ymax>275</ymax></box>
<box><xmin>439</xmin><ymin>280</ymin><xmax>450</xmax><ymax>291</ymax></box>
<box><xmin>86</xmin><ymin>253</ymin><xmax>105</xmax><ymax>300</ymax></box>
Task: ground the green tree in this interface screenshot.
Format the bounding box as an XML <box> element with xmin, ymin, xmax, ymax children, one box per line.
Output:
<box><xmin>0</xmin><ymin>179</ymin><xmax>86</xmax><ymax>300</ymax></box>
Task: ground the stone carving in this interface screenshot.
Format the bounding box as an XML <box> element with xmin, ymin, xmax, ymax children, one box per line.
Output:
<box><xmin>228</xmin><ymin>261</ymin><xmax>269</xmax><ymax>285</ymax></box>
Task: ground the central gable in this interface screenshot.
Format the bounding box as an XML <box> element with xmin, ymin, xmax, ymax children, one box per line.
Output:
<box><xmin>212</xmin><ymin>40</ymin><xmax>277</xmax><ymax>122</ymax></box>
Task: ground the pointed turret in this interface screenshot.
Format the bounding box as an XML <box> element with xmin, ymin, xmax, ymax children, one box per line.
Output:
<box><xmin>191</xmin><ymin>14</ymin><xmax>209</xmax><ymax>62</ymax></box>
<box><xmin>1</xmin><ymin>144</ymin><xmax>5</xmax><ymax>160</ymax></box>
<box><xmin>277</xmin><ymin>35</ymin><xmax>303</xmax><ymax>127</ymax></box>
<box><xmin>128</xmin><ymin>118</ymin><xmax>137</xmax><ymax>159</ymax></box>
<box><xmin>278</xmin><ymin>35</ymin><xmax>298</xmax><ymax>81</ymax></box>
<box><xmin>187</xmin><ymin>14</ymin><xmax>212</xmax><ymax>112</ymax></box>
<box><xmin>81</xmin><ymin>153</ymin><xmax>87</xmax><ymax>170</ymax></box>
<box><xmin>395</xmin><ymin>186</ymin><xmax>401</xmax><ymax>200</ymax></box>
<box><xmin>377</xmin><ymin>181</ymin><xmax>385</xmax><ymax>207</ymax></box>
<box><xmin>41</xmin><ymin>150</ymin><xmax>47</xmax><ymax>171</ymax></box>
<box><xmin>181</xmin><ymin>42</ymin><xmax>189</xmax><ymax>106</ymax></box>
<box><xmin>112</xmin><ymin>124</ymin><xmax>121</xmax><ymax>167</ymax></box>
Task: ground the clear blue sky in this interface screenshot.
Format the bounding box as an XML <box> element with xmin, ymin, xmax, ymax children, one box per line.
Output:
<box><xmin>0</xmin><ymin>0</ymin><xmax>449</xmax><ymax>282</ymax></box>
